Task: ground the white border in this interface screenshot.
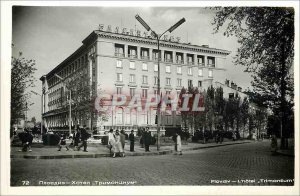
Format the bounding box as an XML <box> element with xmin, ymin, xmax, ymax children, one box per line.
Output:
<box><xmin>1</xmin><ymin>1</ymin><xmax>299</xmax><ymax>195</ymax></box>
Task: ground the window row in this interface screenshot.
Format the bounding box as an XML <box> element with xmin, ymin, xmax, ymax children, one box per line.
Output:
<box><xmin>115</xmin><ymin>80</ymin><xmax>203</xmax><ymax>97</ymax></box>
<box><xmin>115</xmin><ymin>44</ymin><xmax>216</xmax><ymax>66</ymax></box>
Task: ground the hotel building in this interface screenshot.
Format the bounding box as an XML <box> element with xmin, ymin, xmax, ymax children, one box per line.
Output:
<box><xmin>40</xmin><ymin>25</ymin><xmax>232</xmax><ymax>134</ymax></box>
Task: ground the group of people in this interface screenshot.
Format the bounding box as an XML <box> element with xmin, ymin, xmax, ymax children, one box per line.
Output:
<box><xmin>58</xmin><ymin>125</ymin><xmax>90</xmax><ymax>152</ymax></box>
<box><xmin>139</xmin><ymin>127</ymin><xmax>152</xmax><ymax>152</ymax></box>
<box><xmin>108</xmin><ymin>129</ymin><xmax>129</xmax><ymax>157</ymax></box>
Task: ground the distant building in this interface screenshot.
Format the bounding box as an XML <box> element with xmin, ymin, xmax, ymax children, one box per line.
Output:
<box><xmin>40</xmin><ymin>26</ymin><xmax>231</xmax><ymax>134</ymax></box>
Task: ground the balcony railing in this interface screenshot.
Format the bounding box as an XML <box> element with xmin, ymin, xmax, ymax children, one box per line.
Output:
<box><xmin>115</xmin><ymin>53</ymin><xmax>125</xmax><ymax>57</ymax></box>
<box><xmin>129</xmin><ymin>54</ymin><xmax>137</xmax><ymax>59</ymax></box>
<box><xmin>188</xmin><ymin>61</ymin><xmax>194</xmax><ymax>65</ymax></box>
<box><xmin>164</xmin><ymin>58</ymin><xmax>173</xmax><ymax>63</ymax></box>
<box><xmin>141</xmin><ymin>55</ymin><xmax>150</xmax><ymax>60</ymax></box>
<box><xmin>208</xmin><ymin>64</ymin><xmax>215</xmax><ymax>67</ymax></box>
<box><xmin>176</xmin><ymin>60</ymin><xmax>184</xmax><ymax>64</ymax></box>
<box><xmin>198</xmin><ymin>63</ymin><xmax>205</xmax><ymax>67</ymax></box>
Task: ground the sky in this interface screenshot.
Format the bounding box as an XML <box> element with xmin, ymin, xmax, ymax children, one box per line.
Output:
<box><xmin>12</xmin><ymin>6</ymin><xmax>252</xmax><ymax>122</ymax></box>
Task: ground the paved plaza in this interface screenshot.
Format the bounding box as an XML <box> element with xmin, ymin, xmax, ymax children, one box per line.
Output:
<box><xmin>11</xmin><ymin>141</ymin><xmax>294</xmax><ymax>186</ymax></box>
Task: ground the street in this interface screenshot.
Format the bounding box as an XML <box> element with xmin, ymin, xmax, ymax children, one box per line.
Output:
<box><xmin>11</xmin><ymin>141</ymin><xmax>294</xmax><ymax>186</ymax></box>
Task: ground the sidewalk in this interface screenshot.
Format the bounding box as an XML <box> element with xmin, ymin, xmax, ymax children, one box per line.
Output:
<box><xmin>11</xmin><ymin>140</ymin><xmax>252</xmax><ymax>159</ymax></box>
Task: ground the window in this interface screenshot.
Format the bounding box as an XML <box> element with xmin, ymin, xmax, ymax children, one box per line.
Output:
<box><xmin>116</xmin><ymin>60</ymin><xmax>122</xmax><ymax>68</ymax></box>
<box><xmin>116</xmin><ymin>87</ymin><xmax>122</xmax><ymax>94</ymax></box>
<box><xmin>117</xmin><ymin>73</ymin><xmax>123</xmax><ymax>82</ymax></box>
<box><xmin>188</xmin><ymin>67</ymin><xmax>192</xmax><ymax>75</ymax></box>
<box><xmin>154</xmin><ymin>76</ymin><xmax>158</xmax><ymax>85</ymax></box>
<box><xmin>129</xmin><ymin>74</ymin><xmax>135</xmax><ymax>83</ymax></box>
<box><xmin>142</xmin><ymin>75</ymin><xmax>148</xmax><ymax>84</ymax></box>
<box><xmin>166</xmin><ymin>65</ymin><xmax>171</xmax><ymax>73</ymax></box>
<box><xmin>207</xmin><ymin>57</ymin><xmax>215</xmax><ymax>67</ymax></box>
<box><xmin>142</xmin><ymin>89</ymin><xmax>148</xmax><ymax>98</ymax></box>
<box><xmin>198</xmin><ymin>81</ymin><xmax>202</xmax><ymax>88</ymax></box>
<box><xmin>154</xmin><ymin>64</ymin><xmax>158</xmax><ymax>72</ymax></box>
<box><xmin>142</xmin><ymin>63</ymin><xmax>148</xmax><ymax>71</ymax></box>
<box><xmin>198</xmin><ymin>68</ymin><xmax>203</xmax><ymax>77</ymax></box>
<box><xmin>154</xmin><ymin>90</ymin><xmax>158</xmax><ymax>95</ymax></box>
<box><xmin>130</xmin><ymin>88</ymin><xmax>135</xmax><ymax>97</ymax></box>
<box><xmin>208</xmin><ymin>70</ymin><xmax>213</xmax><ymax>78</ymax></box>
<box><xmin>130</xmin><ymin>61</ymin><xmax>135</xmax><ymax>69</ymax></box>
<box><xmin>116</xmin><ymin>108</ymin><xmax>123</xmax><ymax>124</ymax></box>
<box><xmin>229</xmin><ymin>93</ymin><xmax>234</xmax><ymax>99</ymax></box>
<box><xmin>166</xmin><ymin>90</ymin><xmax>171</xmax><ymax>95</ymax></box>
<box><xmin>177</xmin><ymin>78</ymin><xmax>182</xmax><ymax>87</ymax></box>
<box><xmin>188</xmin><ymin>79</ymin><xmax>193</xmax><ymax>87</ymax></box>
<box><xmin>177</xmin><ymin>66</ymin><xmax>182</xmax><ymax>74</ymax></box>
<box><xmin>166</xmin><ymin>78</ymin><xmax>171</xmax><ymax>85</ymax></box>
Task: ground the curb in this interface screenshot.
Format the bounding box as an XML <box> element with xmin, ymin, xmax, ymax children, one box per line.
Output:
<box><xmin>276</xmin><ymin>150</ymin><xmax>294</xmax><ymax>157</ymax></box>
<box><xmin>11</xmin><ymin>141</ymin><xmax>250</xmax><ymax>160</ymax></box>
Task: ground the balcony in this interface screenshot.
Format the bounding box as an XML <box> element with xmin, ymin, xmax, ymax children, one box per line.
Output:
<box><xmin>164</xmin><ymin>58</ymin><xmax>173</xmax><ymax>63</ymax></box>
<box><xmin>176</xmin><ymin>60</ymin><xmax>184</xmax><ymax>64</ymax></box>
<box><xmin>198</xmin><ymin>63</ymin><xmax>205</xmax><ymax>67</ymax></box>
<box><xmin>188</xmin><ymin>61</ymin><xmax>194</xmax><ymax>65</ymax></box>
<box><xmin>115</xmin><ymin>53</ymin><xmax>125</xmax><ymax>57</ymax></box>
<box><xmin>141</xmin><ymin>55</ymin><xmax>150</xmax><ymax>60</ymax></box>
<box><xmin>208</xmin><ymin>63</ymin><xmax>215</xmax><ymax>68</ymax></box>
<box><xmin>129</xmin><ymin>54</ymin><xmax>137</xmax><ymax>59</ymax></box>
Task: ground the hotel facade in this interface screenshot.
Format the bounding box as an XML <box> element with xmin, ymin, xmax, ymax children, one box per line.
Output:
<box><xmin>40</xmin><ymin>25</ymin><xmax>233</xmax><ymax>134</ymax></box>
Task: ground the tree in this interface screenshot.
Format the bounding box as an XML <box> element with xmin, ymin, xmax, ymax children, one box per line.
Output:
<box><xmin>213</xmin><ymin>7</ymin><xmax>294</xmax><ymax>149</ymax></box>
<box><xmin>214</xmin><ymin>86</ymin><xmax>225</xmax><ymax>130</ymax></box>
<box><xmin>240</xmin><ymin>97</ymin><xmax>250</xmax><ymax>138</ymax></box>
<box><xmin>63</xmin><ymin>68</ymin><xmax>108</xmax><ymax>129</ymax></box>
<box><xmin>11</xmin><ymin>52</ymin><xmax>36</xmax><ymax>125</ymax></box>
<box><xmin>205</xmin><ymin>85</ymin><xmax>215</xmax><ymax>132</ymax></box>
<box><xmin>31</xmin><ymin>117</ymin><xmax>36</xmax><ymax>125</ymax></box>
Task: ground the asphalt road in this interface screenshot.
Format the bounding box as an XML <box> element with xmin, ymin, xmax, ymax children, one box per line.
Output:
<box><xmin>11</xmin><ymin>141</ymin><xmax>294</xmax><ymax>186</ymax></box>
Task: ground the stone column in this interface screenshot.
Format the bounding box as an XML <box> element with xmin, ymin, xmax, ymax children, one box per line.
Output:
<box><xmin>137</xmin><ymin>46</ymin><xmax>141</xmax><ymax>59</ymax></box>
<box><xmin>173</xmin><ymin>51</ymin><xmax>176</xmax><ymax>63</ymax></box>
<box><xmin>149</xmin><ymin>48</ymin><xmax>153</xmax><ymax>61</ymax></box>
<box><xmin>183</xmin><ymin>53</ymin><xmax>187</xmax><ymax>64</ymax></box>
<box><xmin>124</xmin><ymin>44</ymin><xmax>128</xmax><ymax>58</ymax></box>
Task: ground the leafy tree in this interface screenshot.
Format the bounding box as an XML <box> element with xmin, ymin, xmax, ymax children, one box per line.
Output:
<box><xmin>63</xmin><ymin>68</ymin><xmax>108</xmax><ymax>129</ymax></box>
<box><xmin>212</xmin><ymin>7</ymin><xmax>294</xmax><ymax>149</ymax></box>
<box><xmin>11</xmin><ymin>52</ymin><xmax>36</xmax><ymax>125</ymax></box>
<box><xmin>205</xmin><ymin>85</ymin><xmax>215</xmax><ymax>132</ymax></box>
<box><xmin>240</xmin><ymin>97</ymin><xmax>250</xmax><ymax>138</ymax></box>
<box><xmin>234</xmin><ymin>92</ymin><xmax>241</xmax><ymax>133</ymax></box>
<box><xmin>214</xmin><ymin>86</ymin><xmax>225</xmax><ymax>130</ymax></box>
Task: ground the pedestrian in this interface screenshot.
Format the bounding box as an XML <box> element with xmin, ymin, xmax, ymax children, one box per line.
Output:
<box><xmin>232</xmin><ymin>132</ymin><xmax>237</xmax><ymax>141</ymax></box>
<box><xmin>77</xmin><ymin>126</ymin><xmax>89</xmax><ymax>152</ymax></box>
<box><xmin>108</xmin><ymin>129</ymin><xmax>116</xmax><ymax>156</ymax></box>
<box><xmin>215</xmin><ymin>130</ymin><xmax>220</xmax><ymax>144</ymax></box>
<box><xmin>129</xmin><ymin>130</ymin><xmax>135</xmax><ymax>152</ymax></box>
<box><xmin>58</xmin><ymin>133</ymin><xmax>69</xmax><ymax>151</ymax></box>
<box><xmin>175</xmin><ymin>131</ymin><xmax>182</xmax><ymax>155</ymax></box>
<box><xmin>140</xmin><ymin>128</ymin><xmax>145</xmax><ymax>148</ymax></box>
<box><xmin>120</xmin><ymin>129</ymin><xmax>126</xmax><ymax>150</ymax></box>
<box><xmin>271</xmin><ymin>134</ymin><xmax>278</xmax><ymax>155</ymax></box>
<box><xmin>72</xmin><ymin>128</ymin><xmax>81</xmax><ymax>149</ymax></box>
<box><xmin>144</xmin><ymin>128</ymin><xmax>151</xmax><ymax>152</ymax></box>
<box><xmin>18</xmin><ymin>128</ymin><xmax>33</xmax><ymax>152</ymax></box>
<box><xmin>113</xmin><ymin>130</ymin><xmax>125</xmax><ymax>157</ymax></box>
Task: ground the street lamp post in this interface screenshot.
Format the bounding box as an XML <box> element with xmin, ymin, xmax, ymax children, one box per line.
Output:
<box><xmin>54</xmin><ymin>74</ymin><xmax>72</xmax><ymax>136</ymax></box>
<box><xmin>31</xmin><ymin>91</ymin><xmax>43</xmax><ymax>134</ymax></box>
<box><xmin>135</xmin><ymin>15</ymin><xmax>185</xmax><ymax>151</ymax></box>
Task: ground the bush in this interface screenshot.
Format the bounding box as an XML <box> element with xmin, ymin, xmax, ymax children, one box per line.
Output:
<box><xmin>42</xmin><ymin>134</ymin><xmax>60</xmax><ymax>146</ymax></box>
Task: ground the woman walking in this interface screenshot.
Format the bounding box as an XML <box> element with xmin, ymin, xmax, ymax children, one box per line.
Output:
<box><xmin>108</xmin><ymin>129</ymin><xmax>116</xmax><ymax>156</ymax></box>
<box><xmin>175</xmin><ymin>132</ymin><xmax>182</xmax><ymax>155</ymax></box>
<box><xmin>114</xmin><ymin>130</ymin><xmax>125</xmax><ymax>157</ymax></box>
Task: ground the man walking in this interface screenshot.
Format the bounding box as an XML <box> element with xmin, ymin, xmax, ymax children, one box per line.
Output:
<box><xmin>129</xmin><ymin>130</ymin><xmax>135</xmax><ymax>152</ymax></box>
<box><xmin>77</xmin><ymin>126</ymin><xmax>89</xmax><ymax>152</ymax></box>
<box><xmin>144</xmin><ymin>128</ymin><xmax>151</xmax><ymax>152</ymax></box>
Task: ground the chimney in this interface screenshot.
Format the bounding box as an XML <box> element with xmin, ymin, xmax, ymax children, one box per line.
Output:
<box><xmin>231</xmin><ymin>81</ymin><xmax>235</xmax><ymax>88</ymax></box>
<box><xmin>225</xmin><ymin>79</ymin><xmax>229</xmax><ymax>86</ymax></box>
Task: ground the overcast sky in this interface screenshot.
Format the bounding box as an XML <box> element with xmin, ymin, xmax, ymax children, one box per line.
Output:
<box><xmin>12</xmin><ymin>6</ymin><xmax>252</xmax><ymax>121</ymax></box>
